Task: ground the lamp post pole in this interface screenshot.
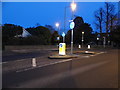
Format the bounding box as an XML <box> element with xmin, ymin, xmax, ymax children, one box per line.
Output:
<box><xmin>55</xmin><ymin>22</ymin><xmax>60</xmax><ymax>46</ymax></box>
<box><xmin>103</xmin><ymin>36</ymin><xmax>106</xmax><ymax>48</ymax></box>
<box><xmin>82</xmin><ymin>31</ymin><xmax>84</xmax><ymax>47</ymax></box>
<box><xmin>70</xmin><ymin>1</ymin><xmax>76</xmax><ymax>55</ymax></box>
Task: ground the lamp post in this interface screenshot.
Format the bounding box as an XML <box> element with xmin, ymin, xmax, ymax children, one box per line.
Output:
<box><xmin>62</xmin><ymin>32</ymin><xmax>65</xmax><ymax>43</ymax></box>
<box><xmin>55</xmin><ymin>22</ymin><xmax>60</xmax><ymax>31</ymax></box>
<box><xmin>97</xmin><ymin>37</ymin><xmax>99</xmax><ymax>46</ymax></box>
<box><xmin>103</xmin><ymin>36</ymin><xmax>106</xmax><ymax>48</ymax></box>
<box><xmin>70</xmin><ymin>1</ymin><xmax>76</xmax><ymax>55</ymax></box>
<box><xmin>55</xmin><ymin>22</ymin><xmax>60</xmax><ymax>46</ymax></box>
<box><xmin>82</xmin><ymin>31</ymin><xmax>84</xmax><ymax>47</ymax></box>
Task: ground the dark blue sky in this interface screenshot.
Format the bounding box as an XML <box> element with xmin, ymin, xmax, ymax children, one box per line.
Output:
<box><xmin>2</xmin><ymin>2</ymin><xmax>118</xmax><ymax>34</ymax></box>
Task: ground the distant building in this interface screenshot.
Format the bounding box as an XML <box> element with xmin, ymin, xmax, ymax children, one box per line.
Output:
<box><xmin>22</xmin><ymin>28</ymin><xmax>31</xmax><ymax>37</ymax></box>
<box><xmin>14</xmin><ymin>28</ymin><xmax>31</xmax><ymax>37</ymax></box>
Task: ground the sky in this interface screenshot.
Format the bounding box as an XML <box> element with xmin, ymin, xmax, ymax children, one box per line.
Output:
<box><xmin>2</xmin><ymin>2</ymin><xmax>118</xmax><ymax>34</ymax></box>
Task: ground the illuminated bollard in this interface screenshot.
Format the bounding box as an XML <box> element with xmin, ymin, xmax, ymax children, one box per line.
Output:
<box><xmin>59</xmin><ymin>43</ymin><xmax>66</xmax><ymax>55</ymax></box>
<box><xmin>88</xmin><ymin>45</ymin><xmax>90</xmax><ymax>49</ymax></box>
<box><xmin>32</xmin><ymin>58</ymin><xmax>37</xmax><ymax>67</ymax></box>
<box><xmin>78</xmin><ymin>45</ymin><xmax>81</xmax><ymax>49</ymax></box>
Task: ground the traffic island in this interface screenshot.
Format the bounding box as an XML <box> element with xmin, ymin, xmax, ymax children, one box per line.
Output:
<box><xmin>48</xmin><ymin>54</ymin><xmax>78</xmax><ymax>59</ymax></box>
<box><xmin>74</xmin><ymin>51</ymin><xmax>96</xmax><ymax>55</ymax></box>
<box><xmin>82</xmin><ymin>51</ymin><xmax>96</xmax><ymax>54</ymax></box>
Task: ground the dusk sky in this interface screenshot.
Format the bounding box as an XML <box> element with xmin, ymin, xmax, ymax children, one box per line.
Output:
<box><xmin>2</xmin><ymin>2</ymin><xmax>118</xmax><ymax>34</ymax></box>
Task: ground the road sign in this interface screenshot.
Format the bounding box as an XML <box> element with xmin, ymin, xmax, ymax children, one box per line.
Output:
<box><xmin>62</xmin><ymin>32</ymin><xmax>65</xmax><ymax>37</ymax></box>
<box><xmin>59</xmin><ymin>43</ymin><xmax>66</xmax><ymax>55</ymax></box>
<box><xmin>70</xmin><ymin>21</ymin><xmax>75</xmax><ymax>29</ymax></box>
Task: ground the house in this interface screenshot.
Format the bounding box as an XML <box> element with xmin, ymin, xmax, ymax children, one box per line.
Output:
<box><xmin>14</xmin><ymin>28</ymin><xmax>31</xmax><ymax>38</ymax></box>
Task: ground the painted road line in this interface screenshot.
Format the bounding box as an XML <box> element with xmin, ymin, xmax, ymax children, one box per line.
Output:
<box><xmin>90</xmin><ymin>52</ymin><xmax>106</xmax><ymax>57</ymax></box>
<box><xmin>0</xmin><ymin>62</ymin><xmax>8</xmax><ymax>64</ymax></box>
<box><xmin>2</xmin><ymin>57</ymin><xmax>32</xmax><ymax>64</ymax></box>
<box><xmin>16</xmin><ymin>52</ymin><xmax>106</xmax><ymax>73</ymax></box>
<box><xmin>90</xmin><ymin>55</ymin><xmax>96</xmax><ymax>57</ymax></box>
<box><xmin>16</xmin><ymin>59</ymin><xmax>73</xmax><ymax>73</ymax></box>
<box><xmin>17</xmin><ymin>60</ymin><xmax>110</xmax><ymax>88</ymax></box>
<box><xmin>16</xmin><ymin>55</ymin><xmax>91</xmax><ymax>73</ymax></box>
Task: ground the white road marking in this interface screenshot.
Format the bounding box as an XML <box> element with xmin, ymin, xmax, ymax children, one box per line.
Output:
<box><xmin>16</xmin><ymin>59</ymin><xmax>73</xmax><ymax>73</ymax></box>
<box><xmin>0</xmin><ymin>62</ymin><xmax>8</xmax><ymax>64</ymax></box>
<box><xmin>16</xmin><ymin>52</ymin><xmax>106</xmax><ymax>73</ymax></box>
<box><xmin>90</xmin><ymin>55</ymin><xmax>96</xmax><ymax>57</ymax></box>
<box><xmin>7</xmin><ymin>51</ymin><xmax>107</xmax><ymax>73</ymax></box>
<box><xmin>17</xmin><ymin>60</ymin><xmax>110</xmax><ymax>88</ymax></box>
<box><xmin>90</xmin><ymin>52</ymin><xmax>106</xmax><ymax>57</ymax></box>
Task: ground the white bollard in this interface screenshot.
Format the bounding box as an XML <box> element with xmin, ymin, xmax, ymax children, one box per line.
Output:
<box><xmin>78</xmin><ymin>45</ymin><xmax>81</xmax><ymax>48</ymax></box>
<box><xmin>88</xmin><ymin>45</ymin><xmax>91</xmax><ymax>49</ymax></box>
<box><xmin>32</xmin><ymin>58</ymin><xmax>37</xmax><ymax>67</ymax></box>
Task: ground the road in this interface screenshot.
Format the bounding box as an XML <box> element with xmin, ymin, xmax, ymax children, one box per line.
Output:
<box><xmin>2</xmin><ymin>49</ymin><xmax>119</xmax><ymax>88</ymax></box>
<box><xmin>2</xmin><ymin>49</ymin><xmax>52</xmax><ymax>62</ymax></box>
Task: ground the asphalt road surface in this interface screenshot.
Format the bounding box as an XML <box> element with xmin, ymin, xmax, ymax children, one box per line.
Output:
<box><xmin>2</xmin><ymin>50</ymin><xmax>52</xmax><ymax>62</ymax></box>
<box><xmin>2</xmin><ymin>49</ymin><xmax>119</xmax><ymax>88</ymax></box>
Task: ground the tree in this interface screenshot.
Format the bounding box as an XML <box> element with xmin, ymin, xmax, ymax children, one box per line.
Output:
<box><xmin>74</xmin><ymin>23</ymin><xmax>93</xmax><ymax>44</ymax></box>
<box><xmin>66</xmin><ymin>17</ymin><xmax>93</xmax><ymax>44</ymax></box>
<box><xmin>104</xmin><ymin>2</ymin><xmax>116</xmax><ymax>34</ymax></box>
<box><xmin>65</xmin><ymin>30</ymin><xmax>71</xmax><ymax>44</ymax></box>
<box><xmin>51</xmin><ymin>31</ymin><xmax>59</xmax><ymax>45</ymax></box>
<box><xmin>110</xmin><ymin>26</ymin><xmax>120</xmax><ymax>47</ymax></box>
<box><xmin>45</xmin><ymin>25</ymin><xmax>55</xmax><ymax>34</ymax></box>
<box><xmin>73</xmin><ymin>16</ymin><xmax>84</xmax><ymax>30</ymax></box>
<box><xmin>94</xmin><ymin>8</ymin><xmax>104</xmax><ymax>36</ymax></box>
<box><xmin>2</xmin><ymin>24</ymin><xmax>23</xmax><ymax>45</ymax></box>
<box><xmin>32</xmin><ymin>26</ymin><xmax>52</xmax><ymax>44</ymax></box>
<box><xmin>94</xmin><ymin>2</ymin><xmax>118</xmax><ymax>45</ymax></box>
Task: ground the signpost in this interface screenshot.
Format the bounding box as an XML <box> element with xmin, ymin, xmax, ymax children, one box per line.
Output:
<box><xmin>70</xmin><ymin>21</ymin><xmax>75</xmax><ymax>29</ymax></box>
<box><xmin>70</xmin><ymin>21</ymin><xmax>75</xmax><ymax>55</ymax></box>
<box><xmin>62</xmin><ymin>32</ymin><xmax>65</xmax><ymax>43</ymax></box>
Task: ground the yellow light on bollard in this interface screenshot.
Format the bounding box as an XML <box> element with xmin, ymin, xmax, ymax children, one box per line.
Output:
<box><xmin>59</xmin><ymin>43</ymin><xmax>66</xmax><ymax>55</ymax></box>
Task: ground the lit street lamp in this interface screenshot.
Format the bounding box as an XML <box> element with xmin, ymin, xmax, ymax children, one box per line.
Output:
<box><xmin>71</xmin><ymin>1</ymin><xmax>77</xmax><ymax>12</ymax></box>
<box><xmin>55</xmin><ymin>22</ymin><xmax>60</xmax><ymax>46</ymax></box>
<box><xmin>55</xmin><ymin>23</ymin><xmax>59</xmax><ymax>28</ymax></box>
<box><xmin>70</xmin><ymin>1</ymin><xmax>76</xmax><ymax>55</ymax></box>
<box><xmin>97</xmin><ymin>37</ymin><xmax>99</xmax><ymax>46</ymax></box>
<box><xmin>82</xmin><ymin>31</ymin><xmax>84</xmax><ymax>47</ymax></box>
<box><xmin>55</xmin><ymin>22</ymin><xmax>60</xmax><ymax>35</ymax></box>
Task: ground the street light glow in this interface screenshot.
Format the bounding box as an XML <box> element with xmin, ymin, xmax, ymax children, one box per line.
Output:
<box><xmin>97</xmin><ymin>38</ymin><xmax>99</xmax><ymax>40</ymax></box>
<box><xmin>82</xmin><ymin>31</ymin><xmax>84</xmax><ymax>34</ymax></box>
<box><xmin>55</xmin><ymin>23</ymin><xmax>59</xmax><ymax>28</ymax></box>
<box><xmin>71</xmin><ymin>2</ymin><xmax>76</xmax><ymax>11</ymax></box>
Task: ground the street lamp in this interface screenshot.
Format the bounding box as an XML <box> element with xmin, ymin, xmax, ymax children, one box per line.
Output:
<box><xmin>103</xmin><ymin>36</ymin><xmax>106</xmax><ymax>48</ymax></box>
<box><xmin>55</xmin><ymin>22</ymin><xmax>60</xmax><ymax>29</ymax></box>
<box><xmin>55</xmin><ymin>22</ymin><xmax>60</xmax><ymax>46</ymax></box>
<box><xmin>97</xmin><ymin>37</ymin><xmax>99</xmax><ymax>46</ymax></box>
<box><xmin>55</xmin><ymin>22</ymin><xmax>60</xmax><ymax>34</ymax></box>
<box><xmin>82</xmin><ymin>31</ymin><xmax>84</xmax><ymax>47</ymax></box>
<box><xmin>71</xmin><ymin>1</ymin><xmax>77</xmax><ymax>12</ymax></box>
<box><xmin>70</xmin><ymin>1</ymin><xmax>76</xmax><ymax>55</ymax></box>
